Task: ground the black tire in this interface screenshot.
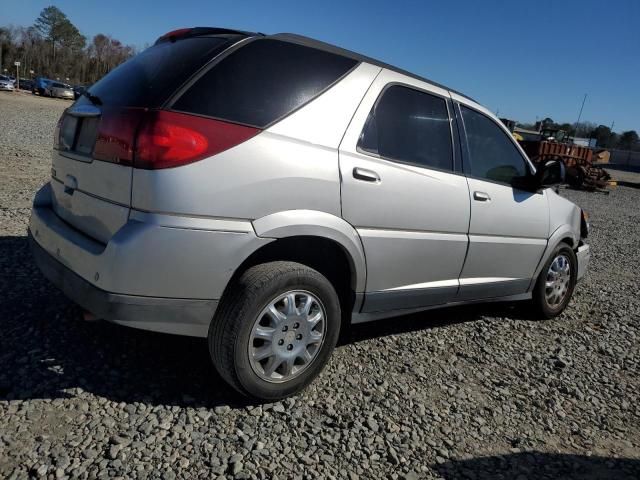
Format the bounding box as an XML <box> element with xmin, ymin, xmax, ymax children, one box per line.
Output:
<box><xmin>531</xmin><ymin>244</ymin><xmax>577</xmax><ymax>319</ymax></box>
<box><xmin>209</xmin><ymin>261</ymin><xmax>341</xmax><ymax>400</ymax></box>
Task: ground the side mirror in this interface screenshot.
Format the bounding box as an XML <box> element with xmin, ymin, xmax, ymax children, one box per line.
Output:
<box><xmin>536</xmin><ymin>159</ymin><xmax>565</xmax><ymax>188</ymax></box>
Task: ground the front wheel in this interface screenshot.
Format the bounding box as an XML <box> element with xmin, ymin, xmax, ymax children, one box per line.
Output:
<box><xmin>209</xmin><ymin>261</ymin><xmax>341</xmax><ymax>400</ymax></box>
<box><xmin>531</xmin><ymin>244</ymin><xmax>577</xmax><ymax>319</ymax></box>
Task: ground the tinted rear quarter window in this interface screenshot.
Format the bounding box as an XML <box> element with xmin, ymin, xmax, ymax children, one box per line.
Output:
<box><xmin>172</xmin><ymin>39</ymin><xmax>358</xmax><ymax>127</ymax></box>
<box><xmin>84</xmin><ymin>36</ymin><xmax>233</xmax><ymax>107</ymax></box>
<box><xmin>461</xmin><ymin>106</ymin><xmax>528</xmax><ymax>184</ymax></box>
<box><xmin>358</xmin><ymin>85</ymin><xmax>453</xmax><ymax>171</ymax></box>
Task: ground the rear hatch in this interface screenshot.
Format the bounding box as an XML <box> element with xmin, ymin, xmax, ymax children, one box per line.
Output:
<box><xmin>50</xmin><ymin>31</ymin><xmax>246</xmax><ymax>243</ymax></box>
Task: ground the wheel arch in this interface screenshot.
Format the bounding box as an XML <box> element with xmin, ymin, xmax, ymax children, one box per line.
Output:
<box><xmin>527</xmin><ymin>224</ymin><xmax>579</xmax><ymax>292</ymax></box>
<box><xmin>215</xmin><ymin>210</ymin><xmax>366</xmax><ymax>323</ymax></box>
<box><xmin>251</xmin><ymin>210</ymin><xmax>366</xmax><ymax>293</ymax></box>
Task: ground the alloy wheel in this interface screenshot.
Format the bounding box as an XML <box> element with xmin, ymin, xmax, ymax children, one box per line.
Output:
<box><xmin>248</xmin><ymin>290</ymin><xmax>326</xmax><ymax>383</ymax></box>
<box><xmin>545</xmin><ymin>254</ymin><xmax>571</xmax><ymax>307</ymax></box>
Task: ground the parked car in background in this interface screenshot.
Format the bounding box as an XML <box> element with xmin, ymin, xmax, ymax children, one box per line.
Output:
<box><xmin>0</xmin><ymin>74</ymin><xmax>16</xmax><ymax>86</ymax></box>
<box><xmin>19</xmin><ymin>79</ymin><xmax>34</xmax><ymax>91</ymax></box>
<box><xmin>0</xmin><ymin>79</ymin><xmax>15</xmax><ymax>91</ymax></box>
<box><xmin>73</xmin><ymin>85</ymin><xmax>87</xmax><ymax>100</ymax></box>
<box><xmin>29</xmin><ymin>27</ymin><xmax>591</xmax><ymax>401</ymax></box>
<box><xmin>45</xmin><ymin>82</ymin><xmax>74</xmax><ymax>100</ymax></box>
<box><xmin>33</xmin><ymin>77</ymin><xmax>52</xmax><ymax>95</ymax></box>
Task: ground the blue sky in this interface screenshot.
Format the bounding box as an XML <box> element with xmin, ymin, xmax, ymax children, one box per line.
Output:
<box><xmin>2</xmin><ymin>0</ymin><xmax>639</xmax><ymax>132</ymax></box>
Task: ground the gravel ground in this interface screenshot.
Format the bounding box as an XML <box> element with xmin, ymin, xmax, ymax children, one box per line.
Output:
<box><xmin>1</xmin><ymin>91</ymin><xmax>639</xmax><ymax>479</ymax></box>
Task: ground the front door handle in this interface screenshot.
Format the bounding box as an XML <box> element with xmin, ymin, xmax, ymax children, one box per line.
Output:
<box><xmin>473</xmin><ymin>191</ymin><xmax>491</xmax><ymax>202</ymax></box>
<box><xmin>353</xmin><ymin>167</ymin><xmax>380</xmax><ymax>183</ymax></box>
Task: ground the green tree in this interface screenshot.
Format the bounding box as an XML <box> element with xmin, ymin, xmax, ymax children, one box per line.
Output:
<box><xmin>557</xmin><ymin>123</ymin><xmax>574</xmax><ymax>135</ymax></box>
<box><xmin>34</xmin><ymin>6</ymin><xmax>85</xmax><ymax>61</ymax></box>
<box><xmin>608</xmin><ymin>132</ymin><xmax>619</xmax><ymax>149</ymax></box>
<box><xmin>574</xmin><ymin>121</ymin><xmax>597</xmax><ymax>138</ymax></box>
<box><xmin>589</xmin><ymin>125</ymin><xmax>612</xmax><ymax>147</ymax></box>
<box><xmin>618</xmin><ymin>130</ymin><xmax>639</xmax><ymax>151</ymax></box>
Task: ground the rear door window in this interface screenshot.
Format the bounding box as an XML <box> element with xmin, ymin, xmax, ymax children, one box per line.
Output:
<box><xmin>83</xmin><ymin>36</ymin><xmax>234</xmax><ymax>107</ymax></box>
<box><xmin>172</xmin><ymin>39</ymin><xmax>358</xmax><ymax>127</ymax></box>
<box><xmin>461</xmin><ymin>105</ymin><xmax>529</xmax><ymax>184</ymax></box>
<box><xmin>358</xmin><ymin>85</ymin><xmax>453</xmax><ymax>171</ymax></box>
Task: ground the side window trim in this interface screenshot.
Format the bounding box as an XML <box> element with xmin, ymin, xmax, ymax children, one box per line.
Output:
<box><xmin>453</xmin><ymin>101</ymin><xmax>471</xmax><ymax>175</ymax></box>
<box><xmin>356</xmin><ymin>81</ymin><xmax>456</xmax><ymax>174</ymax></box>
<box><xmin>447</xmin><ymin>97</ymin><xmax>464</xmax><ymax>174</ymax></box>
<box><xmin>456</xmin><ymin>101</ymin><xmax>533</xmax><ymax>187</ymax></box>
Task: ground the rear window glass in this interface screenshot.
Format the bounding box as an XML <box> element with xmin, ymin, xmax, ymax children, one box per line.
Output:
<box><xmin>172</xmin><ymin>39</ymin><xmax>358</xmax><ymax>127</ymax></box>
<box><xmin>83</xmin><ymin>37</ymin><xmax>232</xmax><ymax>107</ymax></box>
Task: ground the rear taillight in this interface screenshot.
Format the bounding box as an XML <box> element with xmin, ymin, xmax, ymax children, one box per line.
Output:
<box><xmin>89</xmin><ymin>109</ymin><xmax>258</xmax><ymax>169</ymax></box>
<box><xmin>134</xmin><ymin>111</ymin><xmax>259</xmax><ymax>170</ymax></box>
<box><xmin>93</xmin><ymin>109</ymin><xmax>146</xmax><ymax>166</ymax></box>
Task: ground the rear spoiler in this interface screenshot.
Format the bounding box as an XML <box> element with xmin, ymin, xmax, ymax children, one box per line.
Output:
<box><xmin>155</xmin><ymin>27</ymin><xmax>263</xmax><ymax>44</ymax></box>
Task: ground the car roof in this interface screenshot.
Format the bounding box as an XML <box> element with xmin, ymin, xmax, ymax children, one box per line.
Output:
<box><xmin>268</xmin><ymin>33</ymin><xmax>475</xmax><ymax>102</ymax></box>
<box><xmin>162</xmin><ymin>27</ymin><xmax>475</xmax><ymax>102</ymax></box>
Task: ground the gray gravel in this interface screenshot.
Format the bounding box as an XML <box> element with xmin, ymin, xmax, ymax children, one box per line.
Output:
<box><xmin>1</xmin><ymin>91</ymin><xmax>639</xmax><ymax>479</ymax></box>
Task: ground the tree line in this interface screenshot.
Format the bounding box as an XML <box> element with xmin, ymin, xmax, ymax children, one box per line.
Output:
<box><xmin>2</xmin><ymin>6</ymin><xmax>638</xmax><ymax>153</ymax></box>
<box><xmin>0</xmin><ymin>6</ymin><xmax>136</xmax><ymax>85</ymax></box>
<box><xmin>517</xmin><ymin>118</ymin><xmax>639</xmax><ymax>152</ymax></box>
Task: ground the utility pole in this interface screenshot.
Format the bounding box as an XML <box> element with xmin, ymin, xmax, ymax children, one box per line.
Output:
<box><xmin>607</xmin><ymin>120</ymin><xmax>615</xmax><ymax>148</ymax></box>
<box><xmin>15</xmin><ymin>61</ymin><xmax>21</xmax><ymax>90</ymax></box>
<box><xmin>573</xmin><ymin>93</ymin><xmax>587</xmax><ymax>140</ymax></box>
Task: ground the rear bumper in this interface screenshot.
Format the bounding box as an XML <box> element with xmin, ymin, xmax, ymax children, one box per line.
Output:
<box><xmin>576</xmin><ymin>242</ymin><xmax>590</xmax><ymax>281</ymax></box>
<box><xmin>29</xmin><ymin>233</ymin><xmax>217</xmax><ymax>337</ymax></box>
<box><xmin>29</xmin><ymin>182</ymin><xmax>271</xmax><ymax>337</ymax></box>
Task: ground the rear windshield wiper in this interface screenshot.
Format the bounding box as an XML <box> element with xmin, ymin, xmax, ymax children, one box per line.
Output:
<box><xmin>82</xmin><ymin>90</ymin><xmax>103</xmax><ymax>106</ymax></box>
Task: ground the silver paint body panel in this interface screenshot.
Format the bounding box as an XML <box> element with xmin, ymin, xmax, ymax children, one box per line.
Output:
<box><xmin>338</xmin><ymin>69</ymin><xmax>471</xmax><ymax>310</ymax></box>
<box><xmin>29</xmin><ymin>55</ymin><xmax>589</xmax><ymax>337</ymax></box>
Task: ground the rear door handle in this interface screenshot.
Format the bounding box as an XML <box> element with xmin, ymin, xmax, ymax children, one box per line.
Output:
<box><xmin>353</xmin><ymin>167</ymin><xmax>380</xmax><ymax>183</ymax></box>
<box><xmin>473</xmin><ymin>191</ymin><xmax>491</xmax><ymax>202</ymax></box>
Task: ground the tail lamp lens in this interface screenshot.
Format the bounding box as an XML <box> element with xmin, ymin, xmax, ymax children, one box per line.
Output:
<box><xmin>134</xmin><ymin>111</ymin><xmax>259</xmax><ymax>170</ymax></box>
<box><xmin>93</xmin><ymin>109</ymin><xmax>146</xmax><ymax>165</ymax></box>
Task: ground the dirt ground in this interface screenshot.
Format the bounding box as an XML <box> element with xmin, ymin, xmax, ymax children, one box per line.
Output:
<box><xmin>1</xmin><ymin>91</ymin><xmax>639</xmax><ymax>479</ymax></box>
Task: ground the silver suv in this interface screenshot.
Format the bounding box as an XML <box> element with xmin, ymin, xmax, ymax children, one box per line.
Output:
<box><xmin>29</xmin><ymin>27</ymin><xmax>590</xmax><ymax>400</ymax></box>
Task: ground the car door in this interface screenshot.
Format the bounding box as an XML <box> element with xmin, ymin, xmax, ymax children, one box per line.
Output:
<box><xmin>453</xmin><ymin>98</ymin><xmax>549</xmax><ymax>300</ymax></box>
<box><xmin>339</xmin><ymin>70</ymin><xmax>470</xmax><ymax>313</ymax></box>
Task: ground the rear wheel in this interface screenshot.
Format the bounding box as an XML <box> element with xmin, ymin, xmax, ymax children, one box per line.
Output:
<box><xmin>531</xmin><ymin>244</ymin><xmax>577</xmax><ymax>319</ymax></box>
<box><xmin>209</xmin><ymin>261</ymin><xmax>341</xmax><ymax>400</ymax></box>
